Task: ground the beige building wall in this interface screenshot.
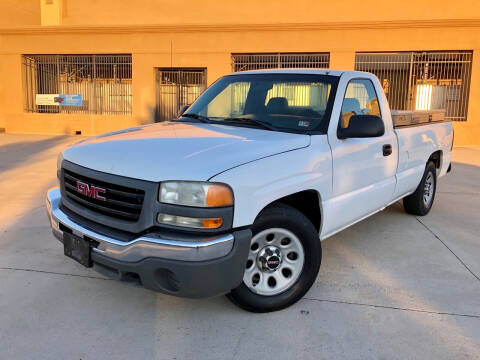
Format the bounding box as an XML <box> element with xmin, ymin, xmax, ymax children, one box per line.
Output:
<box><xmin>0</xmin><ymin>0</ymin><xmax>479</xmax><ymax>145</ymax></box>
<box><xmin>0</xmin><ymin>0</ymin><xmax>40</xmax><ymax>27</ymax></box>
<box><xmin>60</xmin><ymin>0</ymin><xmax>479</xmax><ymax>25</ymax></box>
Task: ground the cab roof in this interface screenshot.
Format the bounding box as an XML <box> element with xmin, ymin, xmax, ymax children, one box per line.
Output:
<box><xmin>229</xmin><ymin>69</ymin><xmax>371</xmax><ymax>77</ymax></box>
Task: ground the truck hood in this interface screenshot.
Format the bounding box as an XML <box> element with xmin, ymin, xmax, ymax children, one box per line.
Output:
<box><xmin>62</xmin><ymin>122</ymin><xmax>311</xmax><ymax>182</ymax></box>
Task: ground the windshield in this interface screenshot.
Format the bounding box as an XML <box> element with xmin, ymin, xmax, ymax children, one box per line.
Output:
<box><xmin>182</xmin><ymin>73</ymin><xmax>339</xmax><ymax>133</ymax></box>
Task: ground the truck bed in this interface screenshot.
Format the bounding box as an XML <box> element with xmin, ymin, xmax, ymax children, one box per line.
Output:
<box><xmin>392</xmin><ymin>113</ymin><xmax>453</xmax><ymax>199</ymax></box>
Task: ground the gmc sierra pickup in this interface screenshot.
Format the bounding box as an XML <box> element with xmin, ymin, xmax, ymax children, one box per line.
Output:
<box><xmin>46</xmin><ymin>70</ymin><xmax>453</xmax><ymax>312</ymax></box>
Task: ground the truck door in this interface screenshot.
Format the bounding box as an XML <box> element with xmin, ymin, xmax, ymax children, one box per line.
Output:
<box><xmin>322</xmin><ymin>77</ymin><xmax>398</xmax><ymax>238</ymax></box>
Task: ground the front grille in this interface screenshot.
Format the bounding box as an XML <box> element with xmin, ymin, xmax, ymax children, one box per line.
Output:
<box><xmin>62</xmin><ymin>168</ymin><xmax>145</xmax><ymax>221</ymax></box>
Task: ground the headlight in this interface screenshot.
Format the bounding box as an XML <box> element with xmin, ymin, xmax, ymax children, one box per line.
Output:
<box><xmin>159</xmin><ymin>181</ymin><xmax>233</xmax><ymax>207</ymax></box>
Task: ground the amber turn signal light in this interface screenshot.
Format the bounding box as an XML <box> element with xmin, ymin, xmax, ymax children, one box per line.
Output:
<box><xmin>202</xmin><ymin>217</ymin><xmax>223</xmax><ymax>229</ymax></box>
<box><xmin>158</xmin><ymin>213</ymin><xmax>223</xmax><ymax>229</ymax></box>
<box><xmin>206</xmin><ymin>184</ymin><xmax>233</xmax><ymax>207</ymax></box>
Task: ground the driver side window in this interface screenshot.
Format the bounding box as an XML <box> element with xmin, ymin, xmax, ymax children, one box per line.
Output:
<box><xmin>341</xmin><ymin>79</ymin><xmax>381</xmax><ymax>128</ymax></box>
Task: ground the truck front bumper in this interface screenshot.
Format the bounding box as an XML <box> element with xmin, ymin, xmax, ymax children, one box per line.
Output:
<box><xmin>46</xmin><ymin>187</ymin><xmax>251</xmax><ymax>298</ymax></box>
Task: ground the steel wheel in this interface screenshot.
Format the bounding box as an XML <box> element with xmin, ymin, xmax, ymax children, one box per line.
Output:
<box><xmin>403</xmin><ymin>161</ymin><xmax>437</xmax><ymax>216</ymax></box>
<box><xmin>423</xmin><ymin>172</ymin><xmax>435</xmax><ymax>207</ymax></box>
<box><xmin>243</xmin><ymin>228</ymin><xmax>305</xmax><ymax>296</ymax></box>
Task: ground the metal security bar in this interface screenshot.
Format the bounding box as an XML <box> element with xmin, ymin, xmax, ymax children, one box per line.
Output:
<box><xmin>355</xmin><ymin>51</ymin><xmax>473</xmax><ymax>121</ymax></box>
<box><xmin>22</xmin><ymin>54</ymin><xmax>132</xmax><ymax>114</ymax></box>
<box><xmin>232</xmin><ymin>53</ymin><xmax>330</xmax><ymax>72</ymax></box>
<box><xmin>156</xmin><ymin>69</ymin><xmax>207</xmax><ymax>122</ymax></box>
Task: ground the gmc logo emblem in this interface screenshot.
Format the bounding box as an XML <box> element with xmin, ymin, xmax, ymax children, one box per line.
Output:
<box><xmin>75</xmin><ymin>180</ymin><xmax>106</xmax><ymax>201</ymax></box>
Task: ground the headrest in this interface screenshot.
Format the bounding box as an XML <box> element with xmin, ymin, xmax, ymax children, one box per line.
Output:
<box><xmin>266</xmin><ymin>97</ymin><xmax>288</xmax><ymax>114</ymax></box>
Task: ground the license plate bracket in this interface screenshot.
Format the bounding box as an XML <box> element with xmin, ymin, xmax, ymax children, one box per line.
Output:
<box><xmin>63</xmin><ymin>232</ymin><xmax>92</xmax><ymax>267</ymax></box>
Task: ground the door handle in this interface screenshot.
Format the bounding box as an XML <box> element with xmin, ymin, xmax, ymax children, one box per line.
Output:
<box><xmin>383</xmin><ymin>144</ymin><xmax>392</xmax><ymax>156</ymax></box>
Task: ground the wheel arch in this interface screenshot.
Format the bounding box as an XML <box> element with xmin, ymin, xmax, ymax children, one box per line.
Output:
<box><xmin>255</xmin><ymin>189</ymin><xmax>322</xmax><ymax>232</ymax></box>
<box><xmin>428</xmin><ymin>150</ymin><xmax>443</xmax><ymax>171</ymax></box>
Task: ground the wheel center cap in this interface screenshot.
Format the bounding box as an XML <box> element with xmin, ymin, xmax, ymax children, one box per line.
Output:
<box><xmin>257</xmin><ymin>245</ymin><xmax>282</xmax><ymax>272</ymax></box>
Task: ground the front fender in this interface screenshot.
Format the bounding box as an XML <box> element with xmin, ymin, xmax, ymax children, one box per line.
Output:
<box><xmin>209</xmin><ymin>136</ymin><xmax>333</xmax><ymax>229</ymax></box>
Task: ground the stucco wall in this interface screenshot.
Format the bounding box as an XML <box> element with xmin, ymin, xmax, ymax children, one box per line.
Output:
<box><xmin>0</xmin><ymin>1</ymin><xmax>479</xmax><ymax>144</ymax></box>
<box><xmin>0</xmin><ymin>0</ymin><xmax>40</xmax><ymax>27</ymax></box>
<box><xmin>61</xmin><ymin>0</ymin><xmax>479</xmax><ymax>25</ymax></box>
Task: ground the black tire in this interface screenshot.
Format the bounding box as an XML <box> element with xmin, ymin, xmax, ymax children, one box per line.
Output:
<box><xmin>403</xmin><ymin>161</ymin><xmax>437</xmax><ymax>216</ymax></box>
<box><xmin>227</xmin><ymin>203</ymin><xmax>321</xmax><ymax>313</ymax></box>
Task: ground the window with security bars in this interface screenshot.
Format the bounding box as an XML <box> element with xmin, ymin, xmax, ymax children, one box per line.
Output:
<box><xmin>22</xmin><ymin>54</ymin><xmax>132</xmax><ymax>115</ymax></box>
<box><xmin>355</xmin><ymin>51</ymin><xmax>473</xmax><ymax>121</ymax></box>
<box><xmin>156</xmin><ymin>69</ymin><xmax>207</xmax><ymax>122</ymax></box>
<box><xmin>232</xmin><ymin>53</ymin><xmax>330</xmax><ymax>72</ymax></box>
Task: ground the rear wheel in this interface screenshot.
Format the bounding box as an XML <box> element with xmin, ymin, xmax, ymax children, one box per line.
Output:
<box><xmin>227</xmin><ymin>204</ymin><xmax>321</xmax><ymax>313</ymax></box>
<box><xmin>403</xmin><ymin>161</ymin><xmax>437</xmax><ymax>216</ymax></box>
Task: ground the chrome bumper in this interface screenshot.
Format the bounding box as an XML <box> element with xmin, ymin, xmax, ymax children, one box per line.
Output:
<box><xmin>46</xmin><ymin>187</ymin><xmax>234</xmax><ymax>262</ymax></box>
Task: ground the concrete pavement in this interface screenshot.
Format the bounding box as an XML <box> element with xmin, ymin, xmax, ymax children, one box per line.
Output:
<box><xmin>0</xmin><ymin>134</ymin><xmax>479</xmax><ymax>359</ymax></box>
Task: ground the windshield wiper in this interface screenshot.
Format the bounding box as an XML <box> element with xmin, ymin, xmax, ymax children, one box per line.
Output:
<box><xmin>179</xmin><ymin>114</ymin><xmax>277</xmax><ymax>131</ymax></box>
<box><xmin>179</xmin><ymin>113</ymin><xmax>212</xmax><ymax>123</ymax></box>
<box><xmin>221</xmin><ymin>117</ymin><xmax>277</xmax><ymax>131</ymax></box>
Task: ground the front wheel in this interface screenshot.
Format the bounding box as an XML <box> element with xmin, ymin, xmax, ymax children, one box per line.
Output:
<box><xmin>403</xmin><ymin>161</ymin><xmax>437</xmax><ymax>216</ymax></box>
<box><xmin>227</xmin><ymin>204</ymin><xmax>321</xmax><ymax>313</ymax></box>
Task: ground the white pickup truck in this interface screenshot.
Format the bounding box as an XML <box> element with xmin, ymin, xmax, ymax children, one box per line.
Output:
<box><xmin>46</xmin><ymin>70</ymin><xmax>453</xmax><ymax>312</ymax></box>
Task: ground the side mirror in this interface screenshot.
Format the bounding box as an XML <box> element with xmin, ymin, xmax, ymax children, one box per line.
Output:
<box><xmin>178</xmin><ymin>105</ymin><xmax>189</xmax><ymax>117</ymax></box>
<box><xmin>337</xmin><ymin>115</ymin><xmax>385</xmax><ymax>139</ymax></box>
